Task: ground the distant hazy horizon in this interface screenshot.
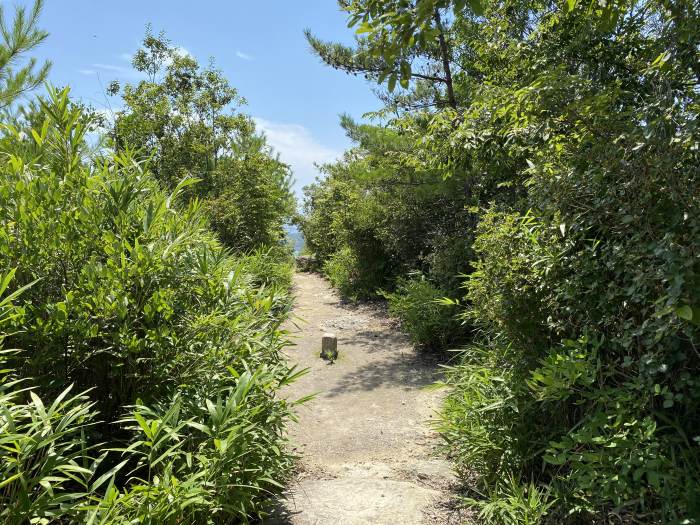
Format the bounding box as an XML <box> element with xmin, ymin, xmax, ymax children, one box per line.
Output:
<box><xmin>285</xmin><ymin>224</ymin><xmax>305</xmax><ymax>255</ymax></box>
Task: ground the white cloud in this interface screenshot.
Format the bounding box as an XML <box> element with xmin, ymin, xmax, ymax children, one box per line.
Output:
<box><xmin>88</xmin><ymin>62</ymin><xmax>146</xmax><ymax>80</ymax></box>
<box><xmin>92</xmin><ymin>63</ymin><xmax>131</xmax><ymax>73</ymax></box>
<box><xmin>254</xmin><ymin>117</ymin><xmax>340</xmax><ymax>196</ymax></box>
<box><xmin>94</xmin><ymin>107</ymin><xmax>123</xmax><ymax>122</ymax></box>
<box><xmin>174</xmin><ymin>46</ymin><xmax>192</xmax><ymax>58</ymax></box>
<box><xmin>236</xmin><ymin>50</ymin><xmax>253</xmax><ymax>61</ymax></box>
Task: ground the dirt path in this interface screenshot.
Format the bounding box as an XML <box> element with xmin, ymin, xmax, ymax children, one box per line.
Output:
<box><xmin>267</xmin><ymin>272</ymin><xmax>462</xmax><ymax>525</ymax></box>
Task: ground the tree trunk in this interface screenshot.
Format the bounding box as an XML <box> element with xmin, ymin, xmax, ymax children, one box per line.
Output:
<box><xmin>433</xmin><ymin>8</ymin><xmax>457</xmax><ymax>109</ymax></box>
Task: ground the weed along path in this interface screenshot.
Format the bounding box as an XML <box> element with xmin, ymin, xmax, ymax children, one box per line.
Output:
<box><xmin>268</xmin><ymin>272</ymin><xmax>461</xmax><ymax>525</ymax></box>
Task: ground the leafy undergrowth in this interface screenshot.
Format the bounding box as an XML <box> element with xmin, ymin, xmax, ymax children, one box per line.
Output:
<box><xmin>0</xmin><ymin>88</ymin><xmax>303</xmax><ymax>524</ymax></box>
<box><xmin>303</xmin><ymin>0</ymin><xmax>700</xmax><ymax>522</ymax></box>
<box><xmin>381</xmin><ymin>275</ymin><xmax>469</xmax><ymax>351</ymax></box>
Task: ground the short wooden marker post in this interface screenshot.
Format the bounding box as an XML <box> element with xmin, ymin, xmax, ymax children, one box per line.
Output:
<box><xmin>320</xmin><ymin>333</ymin><xmax>338</xmax><ymax>361</ymax></box>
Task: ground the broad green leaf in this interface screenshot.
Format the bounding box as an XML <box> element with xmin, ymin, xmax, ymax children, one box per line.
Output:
<box><xmin>676</xmin><ymin>305</ymin><xmax>693</xmax><ymax>321</ymax></box>
<box><xmin>388</xmin><ymin>73</ymin><xmax>397</xmax><ymax>92</ymax></box>
<box><xmin>467</xmin><ymin>0</ymin><xmax>484</xmax><ymax>16</ymax></box>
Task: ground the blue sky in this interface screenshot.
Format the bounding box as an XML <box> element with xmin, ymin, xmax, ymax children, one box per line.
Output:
<box><xmin>16</xmin><ymin>0</ymin><xmax>380</xmax><ymax>197</ymax></box>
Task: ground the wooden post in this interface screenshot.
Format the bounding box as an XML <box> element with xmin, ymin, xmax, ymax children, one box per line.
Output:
<box><xmin>321</xmin><ymin>333</ymin><xmax>338</xmax><ymax>360</ymax></box>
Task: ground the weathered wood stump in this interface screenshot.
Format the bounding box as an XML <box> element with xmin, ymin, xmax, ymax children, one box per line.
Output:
<box><xmin>320</xmin><ymin>333</ymin><xmax>338</xmax><ymax>360</ymax></box>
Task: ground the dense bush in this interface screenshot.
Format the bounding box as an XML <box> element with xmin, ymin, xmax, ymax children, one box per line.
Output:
<box><xmin>302</xmin><ymin>119</ymin><xmax>474</xmax><ymax>344</ymax></box>
<box><xmin>441</xmin><ymin>204</ymin><xmax>700</xmax><ymax>522</ymax></box>
<box><xmin>382</xmin><ymin>275</ymin><xmax>467</xmax><ymax>349</ymax></box>
<box><xmin>203</xmin><ymin>154</ymin><xmax>295</xmax><ymax>252</ymax></box>
<box><xmin>238</xmin><ymin>245</ymin><xmax>295</xmax><ymax>290</ymax></box>
<box><xmin>309</xmin><ymin>0</ymin><xmax>700</xmax><ymax>521</ymax></box>
<box><xmin>322</xmin><ymin>246</ymin><xmax>384</xmax><ymax>299</ymax></box>
<box><xmin>0</xmin><ymin>87</ymin><xmax>301</xmax><ymax>523</ymax></box>
<box><xmin>0</xmin><ymin>357</ymin><xmax>99</xmax><ymax>524</ymax></box>
<box><xmin>437</xmin><ymin>0</ymin><xmax>699</xmax><ymax>519</ymax></box>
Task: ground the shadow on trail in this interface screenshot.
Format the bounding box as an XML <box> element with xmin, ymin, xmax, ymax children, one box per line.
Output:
<box><xmin>324</xmin><ymin>349</ymin><xmax>441</xmax><ymax>397</ymax></box>
<box><xmin>335</xmin><ymin>329</ymin><xmax>408</xmax><ymax>353</ymax></box>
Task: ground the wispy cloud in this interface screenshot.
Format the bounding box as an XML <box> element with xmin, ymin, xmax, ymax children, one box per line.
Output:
<box><xmin>85</xmin><ymin>61</ymin><xmax>145</xmax><ymax>80</ymax></box>
<box><xmin>92</xmin><ymin>63</ymin><xmax>133</xmax><ymax>74</ymax></box>
<box><xmin>254</xmin><ymin>117</ymin><xmax>340</xmax><ymax>196</ymax></box>
<box><xmin>235</xmin><ymin>50</ymin><xmax>253</xmax><ymax>61</ymax></box>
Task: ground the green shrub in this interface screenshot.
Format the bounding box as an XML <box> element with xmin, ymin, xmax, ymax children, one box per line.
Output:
<box><xmin>0</xmin><ymin>360</ymin><xmax>101</xmax><ymax>525</ymax></box>
<box><xmin>238</xmin><ymin>245</ymin><xmax>295</xmax><ymax>290</ymax></box>
<box><xmin>0</xmin><ymin>273</ymin><xmax>102</xmax><ymax>525</ymax></box>
<box><xmin>382</xmin><ymin>275</ymin><xmax>468</xmax><ymax>350</ymax></box>
<box><xmin>85</xmin><ymin>364</ymin><xmax>303</xmax><ymax>524</ymax></box>
<box><xmin>323</xmin><ymin>246</ymin><xmax>387</xmax><ymax>299</ymax></box>
<box><xmin>440</xmin><ymin>205</ymin><xmax>700</xmax><ymax>523</ymax></box>
<box><xmin>301</xmin><ymin>119</ymin><xmax>475</xmax><ymax>301</ymax></box>
<box><xmin>323</xmin><ymin>247</ymin><xmax>359</xmax><ymax>297</ymax></box>
<box><xmin>464</xmin><ymin>475</ymin><xmax>556</xmax><ymax>525</ymax></box>
<box><xmin>438</xmin><ymin>342</ymin><xmax>548</xmax><ymax>482</ymax></box>
<box><xmin>423</xmin><ymin>234</ymin><xmax>475</xmax><ymax>295</ymax></box>
<box><xmin>0</xmin><ymin>87</ymin><xmax>300</xmax><ymax>523</ymax></box>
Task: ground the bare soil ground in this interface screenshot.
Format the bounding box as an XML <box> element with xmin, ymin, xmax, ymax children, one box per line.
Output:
<box><xmin>266</xmin><ymin>272</ymin><xmax>465</xmax><ymax>525</ymax></box>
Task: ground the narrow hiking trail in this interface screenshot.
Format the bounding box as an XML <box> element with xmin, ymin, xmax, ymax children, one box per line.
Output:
<box><xmin>269</xmin><ymin>272</ymin><xmax>463</xmax><ymax>525</ymax></box>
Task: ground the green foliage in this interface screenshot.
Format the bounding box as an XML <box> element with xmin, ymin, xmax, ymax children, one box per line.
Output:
<box><xmin>464</xmin><ymin>476</ymin><xmax>556</xmax><ymax>525</ymax></box>
<box><xmin>0</xmin><ymin>0</ymin><xmax>50</xmax><ymax>108</ymax></box>
<box><xmin>323</xmin><ymin>246</ymin><xmax>385</xmax><ymax>300</ymax></box>
<box><xmin>382</xmin><ymin>275</ymin><xmax>467</xmax><ymax>349</ymax></box>
<box><xmin>109</xmin><ymin>29</ymin><xmax>295</xmax><ymax>252</ymax></box>
<box><xmin>0</xmin><ymin>86</ymin><xmax>300</xmax><ymax>523</ymax></box>
<box><xmin>0</xmin><ymin>273</ymin><xmax>100</xmax><ymax>524</ymax></box>
<box><xmin>438</xmin><ymin>343</ymin><xmax>528</xmax><ymax>482</ymax></box>
<box><xmin>437</xmin><ymin>0</ymin><xmax>700</xmax><ymax>515</ymax></box>
<box><xmin>302</xmin><ymin>117</ymin><xmax>474</xmax><ymax>308</ymax></box>
<box><xmin>238</xmin><ymin>245</ymin><xmax>295</xmax><ymax>290</ymax></box>
<box><xmin>465</xmin><ymin>211</ymin><xmax>555</xmax><ymax>349</ymax></box>
<box><xmin>340</xmin><ymin>0</ymin><xmax>633</xmax><ymax>97</ymax></box>
<box><xmin>203</xmin><ymin>154</ymin><xmax>295</xmax><ymax>252</ymax></box>
<box><xmin>86</xmin><ymin>364</ymin><xmax>303</xmax><ymax>524</ymax></box>
<box><xmin>311</xmin><ymin>0</ymin><xmax>700</xmax><ymax>521</ymax></box>
<box><xmin>0</xmin><ymin>365</ymin><xmax>101</xmax><ymax>524</ymax></box>
<box><xmin>307</xmin><ymin>1</ymin><xmax>461</xmax><ymax>111</ymax></box>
